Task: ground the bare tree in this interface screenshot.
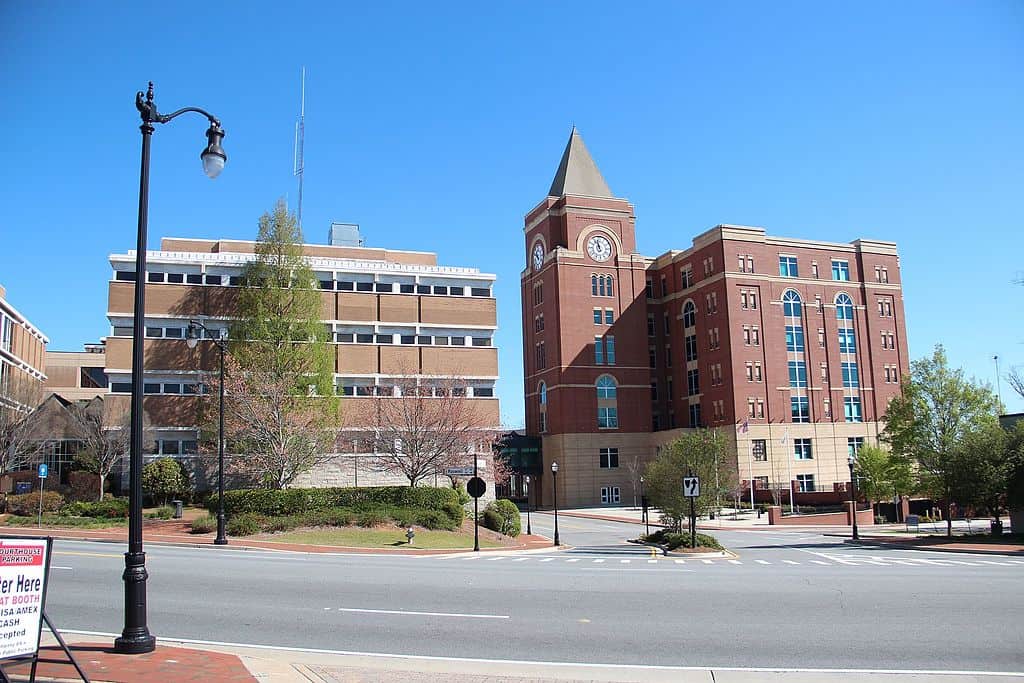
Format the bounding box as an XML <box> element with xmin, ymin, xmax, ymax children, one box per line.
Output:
<box><xmin>68</xmin><ymin>397</ymin><xmax>134</xmax><ymax>501</ymax></box>
<box><xmin>0</xmin><ymin>377</ymin><xmax>43</xmax><ymax>475</ymax></box>
<box><xmin>218</xmin><ymin>356</ymin><xmax>339</xmax><ymax>489</ymax></box>
<box><xmin>1008</xmin><ymin>366</ymin><xmax>1024</xmax><ymax>402</ymax></box>
<box><xmin>359</xmin><ymin>374</ymin><xmax>499</xmax><ymax>487</ymax></box>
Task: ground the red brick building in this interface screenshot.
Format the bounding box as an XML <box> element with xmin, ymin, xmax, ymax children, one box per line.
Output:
<box><xmin>521</xmin><ymin>129</ymin><xmax>910</xmax><ymax>508</ymax></box>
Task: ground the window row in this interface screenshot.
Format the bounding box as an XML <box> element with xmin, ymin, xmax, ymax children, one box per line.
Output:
<box><xmin>739</xmin><ymin>289</ymin><xmax>758</xmax><ymax>310</ymax></box>
<box><xmin>115</xmin><ymin>270</ymin><xmax>492</xmax><ymax>297</ymax></box>
<box><xmin>534</xmin><ymin>314</ymin><xmax>545</xmax><ymax>332</ymax></box>
<box><xmin>778</xmin><ymin>257</ymin><xmax>852</xmax><ymax>282</ymax></box>
<box><xmin>336</xmin><ymin>384</ymin><xmax>494</xmax><ymax>398</ymax></box>
<box><xmin>749</xmin><ymin>437</ymin><xmax>865</xmax><ymax>464</ymax></box>
<box><xmin>737</xmin><ymin>254</ymin><xmax>755</xmax><ymax>273</ymax></box>
<box><xmin>591</xmin><ymin>274</ymin><xmax>614</xmax><ymax>297</ymax></box>
<box><xmin>744</xmin><ymin>362</ymin><xmax>763</xmax><ymax>382</ymax></box>
<box><xmin>594</xmin><ymin>336</ymin><xmax>616</xmax><ymax>365</ymax></box>
<box><xmin>880</xmin><ymin>331</ymin><xmax>896</xmax><ymax>349</ymax></box>
<box><xmin>335</xmin><ymin>333</ymin><xmax>492</xmax><ymax>347</ymax></box>
<box><xmin>874</xmin><ymin>266</ymin><xmax>890</xmax><ymax>283</ymax></box>
<box><xmin>111</xmin><ymin>381</ymin><xmax>205</xmax><ymax>395</ymax></box>
<box><xmin>534</xmin><ymin>342</ymin><xmax>547</xmax><ymax>369</ymax></box>
<box><xmin>883</xmin><ymin>365</ymin><xmax>900</xmax><ymax>383</ymax></box>
<box><xmin>746</xmin><ymin>398</ymin><xmax>766</xmax><ymax>418</ymax></box>
<box><xmin>594</xmin><ymin>308</ymin><xmax>615</xmax><ymax>325</ymax></box>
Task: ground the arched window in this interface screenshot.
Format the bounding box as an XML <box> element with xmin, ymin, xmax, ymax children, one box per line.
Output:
<box><xmin>782</xmin><ymin>290</ymin><xmax>802</xmax><ymax>318</ymax></box>
<box><xmin>591</xmin><ymin>275</ymin><xmax>598</xmax><ymax>296</ymax></box>
<box><xmin>538</xmin><ymin>381</ymin><xmax>548</xmax><ymax>432</ymax></box>
<box><xmin>604</xmin><ymin>275</ymin><xmax>613</xmax><ymax>297</ymax></box>
<box><xmin>539</xmin><ymin>382</ymin><xmax>547</xmax><ymax>405</ymax></box>
<box><xmin>592</xmin><ymin>274</ymin><xmax>614</xmax><ymax>297</ymax></box>
<box><xmin>682</xmin><ymin>301</ymin><xmax>696</xmax><ymax>328</ymax></box>
<box><xmin>835</xmin><ymin>293</ymin><xmax>854</xmax><ymax>321</ymax></box>
<box><xmin>596</xmin><ymin>375</ymin><xmax>617</xmax><ymax>399</ymax></box>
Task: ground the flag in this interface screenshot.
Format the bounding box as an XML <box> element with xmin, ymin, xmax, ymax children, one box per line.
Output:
<box><xmin>780</xmin><ymin>428</ymin><xmax>790</xmax><ymax>446</ymax></box>
<box><xmin>738</xmin><ymin>420</ymin><xmax>749</xmax><ymax>434</ymax></box>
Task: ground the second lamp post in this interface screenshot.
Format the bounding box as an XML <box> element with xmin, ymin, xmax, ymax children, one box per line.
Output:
<box><xmin>186</xmin><ymin>321</ymin><xmax>229</xmax><ymax>546</ymax></box>
<box><xmin>551</xmin><ymin>461</ymin><xmax>560</xmax><ymax>546</ymax></box>
<box><xmin>848</xmin><ymin>453</ymin><xmax>859</xmax><ymax>541</ymax></box>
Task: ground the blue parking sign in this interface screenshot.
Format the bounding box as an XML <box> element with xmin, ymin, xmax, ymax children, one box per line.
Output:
<box><xmin>37</xmin><ymin>463</ymin><xmax>48</xmax><ymax>479</ymax></box>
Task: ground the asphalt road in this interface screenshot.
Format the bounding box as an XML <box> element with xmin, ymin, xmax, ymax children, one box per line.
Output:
<box><xmin>39</xmin><ymin>515</ymin><xmax>1024</xmax><ymax>674</ymax></box>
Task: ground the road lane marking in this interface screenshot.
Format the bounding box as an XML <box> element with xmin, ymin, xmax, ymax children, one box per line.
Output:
<box><xmin>50</xmin><ymin>566</ymin><xmax>73</xmax><ymax>570</ymax></box>
<box><xmin>647</xmin><ymin>559</ymin><xmax>658</xmax><ymax>564</ymax></box>
<box><xmin>566</xmin><ymin>559</ymin><xmax>579</xmax><ymax>563</ymax></box>
<box><xmin>674</xmin><ymin>559</ymin><xmax>685</xmax><ymax>564</ymax></box>
<box><xmin>512</xmin><ymin>558</ymin><xmax>529</xmax><ymax>562</ymax></box>
<box><xmin>782</xmin><ymin>560</ymin><xmax>799</xmax><ymax>565</ymax></box>
<box><xmin>701</xmin><ymin>560</ymin><xmax>713</xmax><ymax>565</ymax></box>
<box><xmin>460</xmin><ymin>555</ymin><xmax>481</xmax><ymax>560</ymax></box>
<box><xmin>54</xmin><ymin>551</ymin><xmax>120</xmax><ymax>559</ymax></box>
<box><xmin>620</xmin><ymin>559</ymin><xmax>631</xmax><ymax>564</ymax></box>
<box><xmin>334</xmin><ymin>608</ymin><xmax>508</xmax><ymax>620</ymax></box>
<box><xmin>755</xmin><ymin>560</ymin><xmax>770</xmax><ymax>565</ymax></box>
<box><xmin>728</xmin><ymin>560</ymin><xmax>741</xmax><ymax>565</ymax></box>
<box><xmin>810</xmin><ymin>560</ymin><xmax>830</xmax><ymax>566</ymax></box>
<box><xmin>538</xmin><ymin>558</ymin><xmax>555</xmax><ymax>563</ymax></box>
<box><xmin>486</xmin><ymin>557</ymin><xmax>504</xmax><ymax>561</ymax></box>
<box><xmin>976</xmin><ymin>560</ymin><xmax>1014</xmax><ymax>566</ymax></box>
<box><xmin>592</xmin><ymin>559</ymin><xmax>605</xmax><ymax>563</ymax></box>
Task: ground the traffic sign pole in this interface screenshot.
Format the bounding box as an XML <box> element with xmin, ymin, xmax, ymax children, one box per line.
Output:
<box><xmin>37</xmin><ymin>463</ymin><xmax>49</xmax><ymax>528</ymax></box>
<box><xmin>473</xmin><ymin>455</ymin><xmax>479</xmax><ymax>552</ymax></box>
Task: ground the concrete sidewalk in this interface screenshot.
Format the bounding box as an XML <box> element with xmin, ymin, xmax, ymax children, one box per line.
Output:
<box><xmin>9</xmin><ymin>633</ymin><xmax>1023</xmax><ymax>682</ymax></box>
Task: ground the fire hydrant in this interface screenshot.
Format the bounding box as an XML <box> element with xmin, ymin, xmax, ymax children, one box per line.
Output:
<box><xmin>406</xmin><ymin>527</ymin><xmax>415</xmax><ymax>545</ymax></box>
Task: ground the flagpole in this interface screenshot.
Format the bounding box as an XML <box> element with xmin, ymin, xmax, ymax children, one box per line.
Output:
<box><xmin>748</xmin><ymin>438</ymin><xmax>754</xmax><ymax>511</ymax></box>
<box><xmin>784</xmin><ymin>427</ymin><xmax>795</xmax><ymax>514</ymax></box>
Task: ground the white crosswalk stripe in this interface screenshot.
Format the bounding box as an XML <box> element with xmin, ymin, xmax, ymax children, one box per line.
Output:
<box><xmin>728</xmin><ymin>560</ymin><xmax>742</xmax><ymax>565</ymax></box>
<box><xmin>674</xmin><ymin>559</ymin><xmax>686</xmax><ymax>564</ymax></box>
<box><xmin>755</xmin><ymin>560</ymin><xmax>770</xmax><ymax>565</ymax></box>
<box><xmin>782</xmin><ymin>560</ymin><xmax>800</xmax><ymax>565</ymax></box>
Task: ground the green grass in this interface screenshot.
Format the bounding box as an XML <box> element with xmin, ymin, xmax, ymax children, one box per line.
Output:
<box><xmin>257</xmin><ymin>527</ymin><xmax>502</xmax><ymax>549</ymax></box>
<box><xmin>4</xmin><ymin>515</ymin><xmax>128</xmax><ymax>529</ymax></box>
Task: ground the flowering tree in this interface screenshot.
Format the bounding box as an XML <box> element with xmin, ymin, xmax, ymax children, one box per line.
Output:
<box><xmin>0</xmin><ymin>377</ymin><xmax>43</xmax><ymax>475</ymax></box>
<box><xmin>69</xmin><ymin>397</ymin><xmax>135</xmax><ymax>501</ymax></box>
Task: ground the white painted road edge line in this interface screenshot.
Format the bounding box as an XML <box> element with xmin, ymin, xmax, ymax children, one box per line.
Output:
<box><xmin>332</xmin><ymin>607</ymin><xmax>509</xmax><ymax>620</ymax></box>
<box><xmin>56</xmin><ymin>630</ymin><xmax>1024</xmax><ymax>677</ymax></box>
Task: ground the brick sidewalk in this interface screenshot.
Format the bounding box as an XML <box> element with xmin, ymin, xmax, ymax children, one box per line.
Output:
<box><xmin>4</xmin><ymin>642</ymin><xmax>256</xmax><ymax>682</ymax></box>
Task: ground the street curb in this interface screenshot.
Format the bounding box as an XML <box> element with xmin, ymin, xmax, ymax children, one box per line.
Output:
<box><xmin>836</xmin><ymin>537</ymin><xmax>1024</xmax><ymax>556</ymax></box>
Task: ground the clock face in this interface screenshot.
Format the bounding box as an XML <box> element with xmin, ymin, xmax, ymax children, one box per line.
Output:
<box><xmin>587</xmin><ymin>234</ymin><xmax>612</xmax><ymax>262</ymax></box>
<box><xmin>532</xmin><ymin>243</ymin><xmax>545</xmax><ymax>270</ymax></box>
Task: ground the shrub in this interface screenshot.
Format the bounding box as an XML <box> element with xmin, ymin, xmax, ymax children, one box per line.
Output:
<box><xmin>643</xmin><ymin>529</ymin><xmax>722</xmax><ymax>551</ymax></box>
<box><xmin>414</xmin><ymin>509</ymin><xmax>457</xmax><ymax>530</ymax></box>
<box><xmin>454</xmin><ymin>484</ymin><xmax>471</xmax><ymax>506</ymax></box>
<box><xmin>67</xmin><ymin>470</ymin><xmax>103</xmax><ymax>502</ymax></box>
<box><xmin>356</xmin><ymin>510</ymin><xmax>389</xmax><ymax>527</ymax></box>
<box><xmin>226</xmin><ymin>513</ymin><xmax>264</xmax><ymax>536</ymax></box>
<box><xmin>390</xmin><ymin>508</ymin><xmax>417</xmax><ymax>528</ymax></box>
<box><xmin>7</xmin><ymin>491</ymin><xmax>64</xmax><ymax>516</ymax></box>
<box><xmin>142</xmin><ymin>458</ymin><xmax>191</xmax><ymax>506</ymax></box>
<box><xmin>480</xmin><ymin>499</ymin><xmax>521</xmax><ymax>537</ymax></box>
<box><xmin>62</xmin><ymin>498</ymin><xmax>128</xmax><ymax>519</ymax></box>
<box><xmin>145</xmin><ymin>506</ymin><xmax>174</xmax><ymax>520</ymax></box>
<box><xmin>189</xmin><ymin>515</ymin><xmax>217</xmax><ymax>534</ymax></box>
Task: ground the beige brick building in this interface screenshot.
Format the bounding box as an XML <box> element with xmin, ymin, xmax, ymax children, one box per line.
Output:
<box><xmin>104</xmin><ymin>234</ymin><xmax>500</xmax><ymax>489</ymax></box>
<box><xmin>0</xmin><ymin>284</ymin><xmax>48</xmax><ymax>412</ymax></box>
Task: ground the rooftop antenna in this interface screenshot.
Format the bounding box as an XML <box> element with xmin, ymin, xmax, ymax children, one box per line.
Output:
<box><xmin>293</xmin><ymin>66</ymin><xmax>306</xmax><ymax>232</ymax></box>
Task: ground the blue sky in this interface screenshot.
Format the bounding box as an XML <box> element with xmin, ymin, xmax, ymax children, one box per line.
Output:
<box><xmin>2</xmin><ymin>1</ymin><xmax>1022</xmax><ymax>424</ymax></box>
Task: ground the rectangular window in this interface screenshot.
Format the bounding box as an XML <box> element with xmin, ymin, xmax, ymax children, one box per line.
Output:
<box><xmin>811</xmin><ymin>263</ymin><xmax>819</xmax><ymax>279</ymax></box>
<box><xmin>880</xmin><ymin>268</ymin><xmax>888</xmax><ymax>283</ymax></box>
<box><xmin>838</xmin><ymin>329</ymin><xmax>856</xmax><ymax>353</ymax></box>
<box><xmin>649</xmin><ymin>346</ymin><xmax>657</xmax><ymax>369</ymax></box>
<box><xmin>747</xmin><ymin>399</ymin><xmax>755</xmax><ymax>417</ymax></box>
<box><xmin>664</xmin><ymin>345</ymin><xmax>671</xmax><ymax>368</ymax></box>
<box><xmin>647</xmin><ymin>314</ymin><xmax>655</xmax><ymax>336</ymax></box>
<box><xmin>685</xmin><ymin>334</ymin><xmax>698</xmax><ymax>361</ymax></box>
<box><xmin>534</xmin><ymin>283</ymin><xmax>543</xmax><ymax>305</ymax></box>
<box><xmin>145</xmin><ymin>327</ymin><xmax>163</xmax><ymax>338</ymax></box>
<box><xmin>742</xmin><ymin>326</ymin><xmax>750</xmax><ymax>345</ymax></box>
<box><xmin>167</xmin><ymin>273</ymin><xmax>184</xmax><ymax>284</ymax></box>
<box><xmin>749</xmin><ymin>292</ymin><xmax>757</xmax><ymax>309</ymax></box>
<box><xmin>785</xmin><ymin>325</ymin><xmax>804</xmax><ymax>352</ymax></box>
<box><xmin>600</xmin><ymin>448</ymin><xmax>620</xmax><ymax>468</ymax></box>
<box><xmin>791</xmin><ymin>396</ymin><xmax>810</xmax><ymax>422</ymax></box>
<box><xmin>471</xmin><ymin>287</ymin><xmax>491</xmax><ymax>297</ymax></box>
<box><xmin>745</xmin><ymin>363</ymin><xmax>754</xmax><ymax>382</ymax></box>
<box><xmin>594</xmin><ymin>337</ymin><xmax>604</xmax><ymax>365</ymax></box>
<box><xmin>823</xmin><ymin>399</ymin><xmax>831</xmax><ymax>417</ymax></box>
<box><xmin>751</xmin><ymin>327</ymin><xmax>760</xmax><ymax>345</ymax></box>
<box><xmin>832</xmin><ymin>260</ymin><xmax>850</xmax><ymax>281</ymax></box>
<box><xmin>594</xmin><ymin>309</ymin><xmax>602</xmax><ymax>324</ymax></box>
<box><xmin>356</xmin><ymin>333</ymin><xmax>373</xmax><ymax>344</ymax></box>
<box><xmin>779</xmin><ymin>256</ymin><xmax>798</xmax><ymax>277</ymax></box>
<box><xmin>848</xmin><ymin>437</ymin><xmax>864</xmax><ymax>458</ymax></box>
<box><xmin>797</xmin><ymin>474</ymin><xmax>815</xmax><ymax>493</ymax></box>
<box><xmin>844</xmin><ymin>397</ymin><xmax>862</xmax><ymax>422</ymax></box>
<box><xmin>740</xmin><ymin>291</ymin><xmax>748</xmax><ymax>309</ymax></box>
<box><xmin>375</xmin><ymin>334</ymin><xmax>393</xmax><ymax>344</ymax></box>
<box><xmin>651</xmin><ymin>381</ymin><xmax>659</xmax><ymax>401</ymax></box>
<box><xmin>788</xmin><ymin>361</ymin><xmax>807</xmax><ymax>388</ymax></box>
<box><xmin>747</xmin><ymin>256</ymin><xmax>754</xmax><ymax>273</ymax></box>
<box><xmin>841</xmin><ymin>362</ymin><xmax>860</xmax><ymax>387</ymax></box>
<box><xmin>451</xmin><ymin>336</ymin><xmax>466</xmax><ymax>346</ymax></box>
<box><xmin>645</xmin><ymin>278</ymin><xmax>653</xmax><ymax>299</ymax></box>
<box><xmin>754</xmin><ymin>363</ymin><xmax>762</xmax><ymax>382</ymax></box>
<box><xmin>605</xmin><ymin>336</ymin><xmax>616</xmax><ymax>365</ymax></box>
<box><xmin>663</xmin><ymin>313</ymin><xmax>670</xmax><ymax>335</ymax></box>
<box><xmin>687</xmin><ymin>369</ymin><xmax>700</xmax><ymax>396</ymax></box>
<box><xmin>147</xmin><ymin>272</ymin><xmax>165</xmax><ymax>283</ymax></box>
<box><xmin>598</xmin><ymin>407</ymin><xmax>619</xmax><ymax>429</ymax></box>
<box><xmin>355</xmin><ymin>282</ymin><xmax>373</xmax><ymax>292</ymax></box>
<box><xmin>605</xmin><ymin>309</ymin><xmax>614</xmax><ymax>325</ymax></box>
<box><xmin>661</xmin><ymin>276</ymin><xmax>668</xmax><ymax>297</ymax></box>
<box><xmin>114</xmin><ymin>271</ymin><xmax>136</xmax><ymax>282</ymax></box>
<box><xmin>319</xmin><ymin>279</ymin><xmax>335</xmax><ymax>290</ymax></box>
<box><xmin>689</xmin><ymin>403</ymin><xmax>702</xmax><ymax>427</ymax></box>
<box><xmin>738</xmin><ymin>255</ymin><xmax>746</xmax><ymax>272</ymax></box>
<box><xmin>794</xmin><ymin>438</ymin><xmax>813</xmax><ymax>460</ymax></box>
<box><xmin>471</xmin><ymin>337</ymin><xmax>491</xmax><ymax>347</ymax></box>
<box><xmin>681</xmin><ymin>268</ymin><xmax>692</xmax><ymax>289</ymax></box>
<box><xmin>752</xmin><ymin>439</ymin><xmax>767</xmax><ymax>461</ymax></box>
<box><xmin>756</xmin><ymin>399</ymin><xmax>765</xmax><ymax>417</ymax></box>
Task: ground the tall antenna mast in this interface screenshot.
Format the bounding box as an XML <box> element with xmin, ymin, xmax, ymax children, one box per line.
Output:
<box><xmin>293</xmin><ymin>66</ymin><xmax>306</xmax><ymax>231</ymax></box>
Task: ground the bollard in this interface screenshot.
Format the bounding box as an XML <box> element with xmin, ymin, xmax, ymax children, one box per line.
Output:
<box><xmin>406</xmin><ymin>527</ymin><xmax>415</xmax><ymax>545</ymax></box>
<box><xmin>172</xmin><ymin>500</ymin><xmax>183</xmax><ymax>519</ymax></box>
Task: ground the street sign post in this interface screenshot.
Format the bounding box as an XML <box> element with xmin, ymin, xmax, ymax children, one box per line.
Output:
<box><xmin>445</xmin><ymin>466</ymin><xmax>474</xmax><ymax>477</ymax></box>
<box><xmin>683</xmin><ymin>473</ymin><xmax>700</xmax><ymax>548</ymax></box>
<box><xmin>37</xmin><ymin>464</ymin><xmax>49</xmax><ymax>528</ymax></box>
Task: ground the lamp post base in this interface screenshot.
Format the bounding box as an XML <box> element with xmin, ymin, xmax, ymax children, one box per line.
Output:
<box><xmin>114</xmin><ymin>632</ymin><xmax>156</xmax><ymax>654</ymax></box>
<box><xmin>215</xmin><ymin>513</ymin><xmax>229</xmax><ymax>545</ymax></box>
<box><xmin>114</xmin><ymin>553</ymin><xmax>156</xmax><ymax>654</ymax></box>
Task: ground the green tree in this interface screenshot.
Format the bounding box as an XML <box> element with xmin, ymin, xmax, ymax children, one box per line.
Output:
<box><xmin>142</xmin><ymin>458</ymin><xmax>191</xmax><ymax>506</ymax></box>
<box><xmin>644</xmin><ymin>429</ymin><xmax>736</xmax><ymax>531</ymax></box>
<box><xmin>854</xmin><ymin>444</ymin><xmax>914</xmax><ymax>518</ymax></box>
<box><xmin>219</xmin><ymin>200</ymin><xmax>340</xmax><ymax>488</ymax></box>
<box><xmin>883</xmin><ymin>345</ymin><xmax>1001</xmax><ymax>536</ymax></box>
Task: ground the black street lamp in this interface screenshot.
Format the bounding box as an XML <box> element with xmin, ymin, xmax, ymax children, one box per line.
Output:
<box><xmin>186</xmin><ymin>321</ymin><xmax>228</xmax><ymax>546</ymax></box>
<box><xmin>116</xmin><ymin>82</ymin><xmax>226</xmax><ymax>655</ymax></box>
<box><xmin>524</xmin><ymin>475</ymin><xmax>532</xmax><ymax>536</ymax></box>
<box><xmin>551</xmin><ymin>461</ymin><xmax>560</xmax><ymax>546</ymax></box>
<box><xmin>848</xmin><ymin>453</ymin><xmax>859</xmax><ymax>541</ymax></box>
<box><xmin>640</xmin><ymin>475</ymin><xmax>648</xmax><ymax>537</ymax></box>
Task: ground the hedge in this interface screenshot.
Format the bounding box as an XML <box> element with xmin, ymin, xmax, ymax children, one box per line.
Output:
<box><xmin>62</xmin><ymin>498</ymin><xmax>129</xmax><ymax>519</ymax></box>
<box><xmin>210</xmin><ymin>486</ymin><xmax>463</xmax><ymax>519</ymax></box>
<box><xmin>644</xmin><ymin>529</ymin><xmax>723</xmax><ymax>551</ymax></box>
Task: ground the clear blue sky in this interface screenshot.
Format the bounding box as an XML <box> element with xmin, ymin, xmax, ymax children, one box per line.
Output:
<box><xmin>2</xmin><ymin>1</ymin><xmax>1022</xmax><ymax>425</ymax></box>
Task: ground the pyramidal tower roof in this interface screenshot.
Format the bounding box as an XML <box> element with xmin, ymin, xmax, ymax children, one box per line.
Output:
<box><xmin>547</xmin><ymin>127</ymin><xmax>614</xmax><ymax>199</ymax></box>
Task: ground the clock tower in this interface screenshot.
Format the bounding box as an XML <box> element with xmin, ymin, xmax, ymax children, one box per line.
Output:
<box><xmin>521</xmin><ymin>128</ymin><xmax>652</xmax><ymax>508</ymax></box>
